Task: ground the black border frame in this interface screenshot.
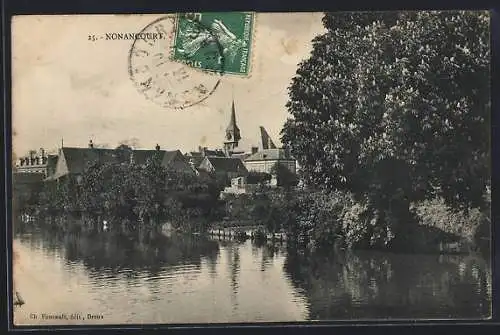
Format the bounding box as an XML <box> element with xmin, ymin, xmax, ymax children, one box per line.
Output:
<box><xmin>2</xmin><ymin>1</ymin><xmax>499</xmax><ymax>334</ymax></box>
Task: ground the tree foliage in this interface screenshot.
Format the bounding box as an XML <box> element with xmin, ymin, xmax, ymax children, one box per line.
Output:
<box><xmin>282</xmin><ymin>11</ymin><xmax>490</xmax><ymax>240</ymax></box>
<box><xmin>38</xmin><ymin>152</ymin><xmax>223</xmax><ymax>232</ymax></box>
<box><xmin>247</xmin><ymin>171</ymin><xmax>272</xmax><ymax>185</ymax></box>
<box><xmin>270</xmin><ymin>162</ymin><xmax>298</xmax><ymax>189</ymax></box>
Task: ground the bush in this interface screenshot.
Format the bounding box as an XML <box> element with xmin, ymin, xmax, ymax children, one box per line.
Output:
<box><xmin>222</xmin><ymin>187</ymin><xmax>490</xmax><ymax>254</ymax></box>
<box><xmin>270</xmin><ymin>162</ymin><xmax>298</xmax><ymax>189</ymax></box>
<box><xmin>36</xmin><ymin>157</ymin><xmax>223</xmax><ymax>233</ymax></box>
<box><xmin>413</xmin><ymin>198</ymin><xmax>490</xmax><ymax>245</ymax></box>
<box><xmin>247</xmin><ymin>171</ymin><xmax>272</xmax><ymax>185</ymax></box>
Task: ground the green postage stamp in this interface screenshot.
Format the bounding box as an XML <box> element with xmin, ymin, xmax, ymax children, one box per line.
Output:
<box><xmin>172</xmin><ymin>12</ymin><xmax>254</xmax><ymax>75</ymax></box>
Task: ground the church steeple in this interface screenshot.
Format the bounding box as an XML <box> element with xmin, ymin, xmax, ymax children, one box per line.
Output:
<box><xmin>226</xmin><ymin>100</ymin><xmax>241</xmax><ymax>142</ymax></box>
<box><xmin>224</xmin><ymin>99</ymin><xmax>241</xmax><ymax>156</ymax></box>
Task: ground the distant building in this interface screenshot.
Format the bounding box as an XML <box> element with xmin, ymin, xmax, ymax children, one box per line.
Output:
<box><xmin>221</xmin><ymin>176</ymin><xmax>261</xmax><ymax>196</ymax></box>
<box><xmin>230</xmin><ymin>146</ymin><xmax>257</xmax><ymax>161</ymax></box>
<box><xmin>185</xmin><ymin>146</ymin><xmax>226</xmax><ymax>170</ymax></box>
<box><xmin>222</xmin><ymin>176</ymin><xmax>248</xmax><ymax>195</ymax></box>
<box><xmin>48</xmin><ymin>141</ymin><xmax>195</xmax><ymax>182</ymax></box>
<box><xmin>15</xmin><ymin>148</ymin><xmax>58</xmax><ymax>178</ymax></box>
<box><xmin>198</xmin><ymin>156</ymin><xmax>248</xmax><ymax>183</ymax></box>
<box><xmin>209</xmin><ymin>98</ymin><xmax>298</xmax><ymax>186</ymax></box>
<box><xmin>223</xmin><ymin>99</ymin><xmax>242</xmax><ymax>157</ymax></box>
<box><xmin>244</xmin><ymin>148</ymin><xmax>296</xmax><ymax>175</ymax></box>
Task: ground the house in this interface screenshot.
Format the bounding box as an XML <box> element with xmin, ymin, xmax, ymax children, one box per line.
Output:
<box><xmin>185</xmin><ymin>151</ymin><xmax>204</xmax><ymax>169</ymax></box>
<box><xmin>231</xmin><ymin>153</ymin><xmax>251</xmax><ymax>160</ymax></box>
<box><xmin>185</xmin><ymin>146</ymin><xmax>226</xmax><ymax>169</ymax></box>
<box><xmin>244</xmin><ymin>148</ymin><xmax>297</xmax><ymax>175</ymax></box>
<box><xmin>132</xmin><ymin>146</ymin><xmax>195</xmax><ymax>174</ymax></box>
<box><xmin>159</xmin><ymin>150</ymin><xmax>197</xmax><ymax>174</ymax></box>
<box><xmin>198</xmin><ymin>156</ymin><xmax>248</xmax><ymax>184</ymax></box>
<box><xmin>221</xmin><ymin>176</ymin><xmax>261</xmax><ymax>196</ymax></box>
<box><xmin>15</xmin><ymin>148</ymin><xmax>58</xmax><ymax>179</ymax></box>
<box><xmin>49</xmin><ymin>146</ymin><xmax>116</xmax><ymax>182</ymax></box>
<box><xmin>48</xmin><ymin>141</ymin><xmax>195</xmax><ymax>182</ymax></box>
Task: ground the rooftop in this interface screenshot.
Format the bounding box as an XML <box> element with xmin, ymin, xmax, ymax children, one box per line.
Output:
<box><xmin>244</xmin><ymin>148</ymin><xmax>294</xmax><ymax>162</ymax></box>
<box><xmin>205</xmin><ymin>156</ymin><xmax>248</xmax><ymax>174</ymax></box>
<box><xmin>52</xmin><ymin>146</ymin><xmax>186</xmax><ymax>179</ymax></box>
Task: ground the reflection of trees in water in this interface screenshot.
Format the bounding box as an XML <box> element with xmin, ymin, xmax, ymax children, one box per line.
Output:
<box><xmin>251</xmin><ymin>243</ymin><xmax>259</xmax><ymax>258</ymax></box>
<box><xmin>284</xmin><ymin>249</ymin><xmax>491</xmax><ymax>320</ymax></box>
<box><xmin>16</xmin><ymin>220</ymin><xmax>220</xmax><ymax>281</ymax></box>
<box><xmin>16</xmin><ymin>221</ymin><xmax>67</xmax><ymax>259</ymax></box>
<box><xmin>203</xmin><ymin>243</ymin><xmax>220</xmax><ymax>279</ymax></box>
<box><xmin>225</xmin><ymin>245</ymin><xmax>240</xmax><ymax>313</ymax></box>
<box><xmin>438</xmin><ymin>254</ymin><xmax>491</xmax><ymax>317</ymax></box>
<box><xmin>259</xmin><ymin>242</ymin><xmax>285</xmax><ymax>272</ymax></box>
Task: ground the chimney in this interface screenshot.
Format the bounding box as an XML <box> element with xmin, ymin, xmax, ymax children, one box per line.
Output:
<box><xmin>251</xmin><ymin>146</ymin><xmax>258</xmax><ymax>154</ymax></box>
<box><xmin>129</xmin><ymin>150</ymin><xmax>135</xmax><ymax>165</ymax></box>
<box><xmin>89</xmin><ymin>139</ymin><xmax>94</xmax><ymax>148</ymax></box>
<box><xmin>35</xmin><ymin>157</ymin><xmax>40</xmax><ymax>165</ymax></box>
<box><xmin>155</xmin><ymin>144</ymin><xmax>160</xmax><ymax>151</ymax></box>
<box><xmin>19</xmin><ymin>158</ymin><xmax>24</xmax><ymax>166</ymax></box>
<box><xmin>39</xmin><ymin>148</ymin><xmax>45</xmax><ymax>158</ymax></box>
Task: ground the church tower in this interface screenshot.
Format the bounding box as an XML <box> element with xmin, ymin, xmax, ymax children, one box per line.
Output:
<box><xmin>223</xmin><ymin>99</ymin><xmax>241</xmax><ymax>156</ymax></box>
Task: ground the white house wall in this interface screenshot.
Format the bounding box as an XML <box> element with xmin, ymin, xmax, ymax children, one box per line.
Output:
<box><xmin>244</xmin><ymin>160</ymin><xmax>296</xmax><ymax>174</ymax></box>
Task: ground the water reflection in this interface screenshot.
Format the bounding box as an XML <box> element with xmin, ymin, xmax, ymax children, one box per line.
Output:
<box><xmin>284</xmin><ymin>248</ymin><xmax>491</xmax><ymax>320</ymax></box>
<box><xmin>17</xmin><ymin>226</ymin><xmax>220</xmax><ymax>277</ymax></box>
<box><xmin>13</xmin><ymin>220</ymin><xmax>491</xmax><ymax>324</ymax></box>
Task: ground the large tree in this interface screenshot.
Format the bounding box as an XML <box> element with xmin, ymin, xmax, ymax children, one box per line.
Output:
<box><xmin>282</xmin><ymin>11</ymin><xmax>490</xmax><ymax>246</ymax></box>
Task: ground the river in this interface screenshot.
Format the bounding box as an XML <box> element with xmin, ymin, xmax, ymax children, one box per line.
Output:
<box><xmin>12</xmin><ymin>221</ymin><xmax>491</xmax><ymax>325</ymax></box>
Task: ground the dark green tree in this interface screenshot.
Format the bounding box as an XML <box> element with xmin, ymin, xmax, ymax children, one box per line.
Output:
<box><xmin>270</xmin><ymin>162</ymin><xmax>298</xmax><ymax>189</ymax></box>
<box><xmin>282</xmin><ymin>11</ymin><xmax>490</xmax><ymax>247</ymax></box>
<box><xmin>247</xmin><ymin>171</ymin><xmax>272</xmax><ymax>185</ymax></box>
<box><xmin>135</xmin><ymin>153</ymin><xmax>177</xmax><ymax>229</ymax></box>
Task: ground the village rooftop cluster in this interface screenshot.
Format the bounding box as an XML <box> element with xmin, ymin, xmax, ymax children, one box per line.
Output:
<box><xmin>14</xmin><ymin>99</ymin><xmax>298</xmax><ymax>195</ymax></box>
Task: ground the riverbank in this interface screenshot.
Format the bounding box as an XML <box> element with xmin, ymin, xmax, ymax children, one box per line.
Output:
<box><xmin>220</xmin><ymin>189</ymin><xmax>490</xmax><ymax>256</ymax></box>
<box><xmin>14</xmin><ymin>170</ymin><xmax>490</xmax><ymax>257</ymax></box>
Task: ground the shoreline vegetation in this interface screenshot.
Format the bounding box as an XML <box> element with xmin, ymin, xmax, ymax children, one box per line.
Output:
<box><xmin>13</xmin><ymin>11</ymin><xmax>491</xmax><ymax>259</ymax></box>
<box><xmin>13</xmin><ymin>155</ymin><xmax>490</xmax><ymax>258</ymax></box>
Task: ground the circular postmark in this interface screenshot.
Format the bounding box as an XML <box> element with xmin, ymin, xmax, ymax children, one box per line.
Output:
<box><xmin>128</xmin><ymin>15</ymin><xmax>225</xmax><ymax>110</ymax></box>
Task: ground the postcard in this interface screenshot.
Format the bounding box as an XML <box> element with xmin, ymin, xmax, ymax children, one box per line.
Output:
<box><xmin>11</xmin><ymin>11</ymin><xmax>492</xmax><ymax>326</ymax></box>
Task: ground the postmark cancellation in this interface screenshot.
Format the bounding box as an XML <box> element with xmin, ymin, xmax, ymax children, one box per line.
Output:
<box><xmin>128</xmin><ymin>12</ymin><xmax>255</xmax><ymax>110</ymax></box>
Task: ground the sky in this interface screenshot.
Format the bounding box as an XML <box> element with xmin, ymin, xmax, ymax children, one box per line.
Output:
<box><xmin>11</xmin><ymin>13</ymin><xmax>325</xmax><ymax>158</ymax></box>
